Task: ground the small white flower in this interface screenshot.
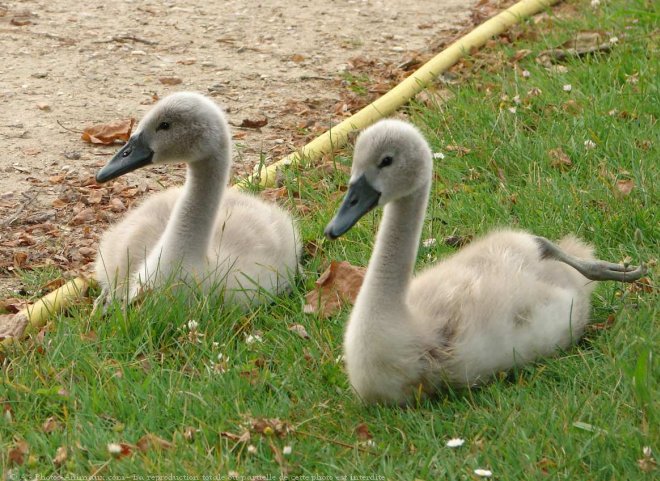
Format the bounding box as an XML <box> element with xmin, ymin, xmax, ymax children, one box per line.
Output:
<box><xmin>513</xmin><ymin>95</ymin><xmax>521</xmax><ymax>104</ymax></box>
<box><xmin>247</xmin><ymin>444</ymin><xmax>257</xmax><ymax>454</ymax></box>
<box><xmin>433</xmin><ymin>152</ymin><xmax>445</xmax><ymax>160</ymax></box>
<box><xmin>508</xmin><ymin>107</ymin><xmax>517</xmax><ymax>114</ymax></box>
<box><xmin>212</xmin><ymin>341</ymin><xmax>220</xmax><ymax>349</ymax></box>
<box><xmin>187</xmin><ymin>319</ymin><xmax>198</xmax><ymax>331</ymax></box>
<box><xmin>446</xmin><ymin>438</ymin><xmax>465</xmax><ymax>448</ymax></box>
<box><xmin>609</xmin><ymin>36</ymin><xmax>619</xmax><ymax>44</ymax></box>
<box><xmin>423</xmin><ymin>238</ymin><xmax>437</xmax><ymax>248</ymax></box>
<box><xmin>335</xmin><ymin>354</ymin><xmax>346</xmax><ymax>364</ymax></box>
<box><xmin>643</xmin><ymin>446</ymin><xmax>653</xmax><ymax>457</ymax></box>
<box><xmin>217</xmin><ymin>353</ymin><xmax>224</xmax><ymax>362</ymax></box>
<box><xmin>590</xmin><ymin>0</ymin><xmax>600</xmax><ymax>6</ymax></box>
<box><xmin>366</xmin><ymin>440</ymin><xmax>376</xmax><ymax>447</ymax></box>
<box><xmin>584</xmin><ymin>139</ymin><xmax>596</xmax><ymax>149</ymax></box>
<box><xmin>474</xmin><ymin>468</ymin><xmax>493</xmax><ymax>477</ymax></box>
<box><xmin>245</xmin><ymin>333</ymin><xmax>263</xmax><ymax>344</ymax></box>
<box><xmin>563</xmin><ymin>84</ymin><xmax>572</xmax><ymax>92</ymax></box>
<box><xmin>107</xmin><ymin>443</ymin><xmax>122</xmax><ymax>455</ymax></box>
<box><xmin>522</xmin><ymin>69</ymin><xmax>531</xmax><ymax>78</ymax></box>
<box><xmin>282</xmin><ymin>445</ymin><xmax>292</xmax><ymax>456</ymax></box>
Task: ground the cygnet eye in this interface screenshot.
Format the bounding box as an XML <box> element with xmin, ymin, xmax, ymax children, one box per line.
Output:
<box><xmin>378</xmin><ymin>155</ymin><xmax>394</xmax><ymax>168</ymax></box>
<box><xmin>157</xmin><ymin>121</ymin><xmax>170</xmax><ymax>131</ymax></box>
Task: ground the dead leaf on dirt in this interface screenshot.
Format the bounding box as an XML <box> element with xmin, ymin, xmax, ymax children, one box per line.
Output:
<box><xmin>53</xmin><ymin>445</ymin><xmax>67</xmax><ymax>466</ymax></box>
<box><xmin>159</xmin><ymin>76</ymin><xmax>183</xmax><ymax>85</ymax></box>
<box><xmin>81</xmin><ymin>118</ymin><xmax>135</xmax><ymax>145</ymax></box>
<box><xmin>136</xmin><ymin>433</ymin><xmax>174</xmax><ymax>453</ymax></box>
<box><xmin>291</xmin><ymin>54</ymin><xmax>305</xmax><ymax>63</ymax></box>
<box><xmin>511</xmin><ymin>49</ymin><xmax>532</xmax><ymax>62</ymax></box>
<box><xmin>304</xmin><ymin>261</ymin><xmax>366</xmax><ymax>318</ymax></box>
<box><xmin>13</xmin><ymin>251</ymin><xmax>28</xmax><ymax>268</ymax></box>
<box><xmin>36</xmin><ymin>102</ymin><xmax>51</xmax><ymax>111</ymax></box>
<box><xmin>221</xmin><ymin>431</ymin><xmax>251</xmax><ymax>443</ymax></box>
<box><xmin>8</xmin><ymin>440</ymin><xmax>29</xmax><ymax>466</ymax></box>
<box><xmin>177</xmin><ymin>58</ymin><xmax>196</xmax><ymax>65</ymax></box>
<box><xmin>10</xmin><ymin>17</ymin><xmax>32</xmax><ymax>26</ymax></box>
<box><xmin>288</xmin><ymin>323</ymin><xmax>310</xmax><ymax>340</ymax></box>
<box><xmin>354</xmin><ymin>422</ymin><xmax>372</xmax><ymax>441</ymax></box>
<box><xmin>240</xmin><ymin>116</ymin><xmax>268</xmax><ymax>129</ymax></box>
<box><xmin>548</xmin><ymin>148</ymin><xmax>572</xmax><ymax>169</ymax></box>
<box><xmin>0</xmin><ymin>312</ymin><xmax>28</xmax><ymax>340</ymax></box>
<box><xmin>110</xmin><ymin>198</ymin><xmax>126</xmax><ymax>212</ymax></box>
<box><xmin>251</xmin><ymin>418</ymin><xmax>291</xmax><ymax>438</ymax></box>
<box><xmin>615</xmin><ymin>179</ymin><xmax>634</xmax><ymax>196</ymax></box>
<box><xmin>70</xmin><ymin>208</ymin><xmax>95</xmax><ymax>225</ymax></box>
<box><xmin>0</xmin><ymin>298</ymin><xmax>27</xmax><ymax>313</ymax></box>
<box><xmin>232</xmin><ymin>131</ymin><xmax>247</xmax><ymax>140</ymax></box>
<box><xmin>42</xmin><ymin>416</ymin><xmax>62</xmax><ymax>434</ymax></box>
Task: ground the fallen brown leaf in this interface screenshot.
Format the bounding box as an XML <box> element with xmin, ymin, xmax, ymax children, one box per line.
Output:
<box><xmin>70</xmin><ymin>208</ymin><xmax>95</xmax><ymax>225</ymax></box>
<box><xmin>304</xmin><ymin>261</ymin><xmax>366</xmax><ymax>318</ymax></box>
<box><xmin>159</xmin><ymin>76</ymin><xmax>183</xmax><ymax>85</ymax></box>
<box><xmin>0</xmin><ymin>312</ymin><xmax>29</xmax><ymax>340</ymax></box>
<box><xmin>288</xmin><ymin>323</ymin><xmax>310</xmax><ymax>340</ymax></box>
<box><xmin>8</xmin><ymin>440</ymin><xmax>29</xmax><ymax>466</ymax></box>
<box><xmin>136</xmin><ymin>433</ymin><xmax>174</xmax><ymax>452</ymax></box>
<box><xmin>291</xmin><ymin>54</ymin><xmax>305</xmax><ymax>63</ymax></box>
<box><xmin>615</xmin><ymin>179</ymin><xmax>634</xmax><ymax>196</ymax></box>
<box><xmin>42</xmin><ymin>416</ymin><xmax>62</xmax><ymax>434</ymax></box>
<box><xmin>81</xmin><ymin>118</ymin><xmax>135</xmax><ymax>145</ymax></box>
<box><xmin>221</xmin><ymin>431</ymin><xmax>251</xmax><ymax>443</ymax></box>
<box><xmin>251</xmin><ymin>418</ymin><xmax>291</xmax><ymax>438</ymax></box>
<box><xmin>548</xmin><ymin>147</ymin><xmax>572</xmax><ymax>169</ymax></box>
<box><xmin>53</xmin><ymin>445</ymin><xmax>67</xmax><ymax>466</ymax></box>
<box><xmin>240</xmin><ymin>116</ymin><xmax>268</xmax><ymax>129</ymax></box>
<box><xmin>445</xmin><ymin>144</ymin><xmax>472</xmax><ymax>156</ymax></box>
<box><xmin>354</xmin><ymin>422</ymin><xmax>372</xmax><ymax>441</ymax></box>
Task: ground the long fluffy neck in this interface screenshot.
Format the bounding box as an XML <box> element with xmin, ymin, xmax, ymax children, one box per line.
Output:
<box><xmin>158</xmin><ymin>151</ymin><xmax>230</xmax><ymax>267</ymax></box>
<box><xmin>356</xmin><ymin>182</ymin><xmax>430</xmax><ymax>315</ymax></box>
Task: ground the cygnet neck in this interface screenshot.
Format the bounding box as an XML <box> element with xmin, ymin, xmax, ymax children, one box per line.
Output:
<box><xmin>359</xmin><ymin>180</ymin><xmax>430</xmax><ymax>312</ymax></box>
<box><xmin>159</xmin><ymin>152</ymin><xmax>230</xmax><ymax>266</ymax></box>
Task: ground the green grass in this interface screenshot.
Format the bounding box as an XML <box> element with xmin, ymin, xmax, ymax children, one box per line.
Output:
<box><xmin>2</xmin><ymin>0</ymin><xmax>658</xmax><ymax>478</ymax></box>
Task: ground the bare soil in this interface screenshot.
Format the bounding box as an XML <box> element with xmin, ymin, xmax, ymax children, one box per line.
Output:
<box><xmin>0</xmin><ymin>0</ymin><xmax>479</xmax><ymax>297</ymax></box>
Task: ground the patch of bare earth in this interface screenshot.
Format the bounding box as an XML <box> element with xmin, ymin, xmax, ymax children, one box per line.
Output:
<box><xmin>0</xmin><ymin>0</ymin><xmax>491</xmax><ymax>297</ymax></box>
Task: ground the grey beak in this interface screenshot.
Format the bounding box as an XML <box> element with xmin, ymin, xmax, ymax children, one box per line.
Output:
<box><xmin>96</xmin><ymin>133</ymin><xmax>154</xmax><ymax>183</ymax></box>
<box><xmin>324</xmin><ymin>175</ymin><xmax>381</xmax><ymax>240</ymax></box>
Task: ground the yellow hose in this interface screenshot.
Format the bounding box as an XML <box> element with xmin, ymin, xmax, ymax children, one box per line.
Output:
<box><xmin>1</xmin><ymin>0</ymin><xmax>560</xmax><ymax>347</ymax></box>
<box><xmin>239</xmin><ymin>0</ymin><xmax>560</xmax><ymax>188</ymax></box>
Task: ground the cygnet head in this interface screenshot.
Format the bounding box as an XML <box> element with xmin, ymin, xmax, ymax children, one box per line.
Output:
<box><xmin>325</xmin><ymin>119</ymin><xmax>432</xmax><ymax>239</ymax></box>
<box><xmin>96</xmin><ymin>92</ymin><xmax>231</xmax><ymax>183</ymax></box>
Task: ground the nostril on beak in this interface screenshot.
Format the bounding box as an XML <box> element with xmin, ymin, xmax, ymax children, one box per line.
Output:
<box><xmin>350</xmin><ymin>197</ymin><xmax>358</xmax><ymax>207</ymax></box>
<box><xmin>122</xmin><ymin>148</ymin><xmax>132</xmax><ymax>158</ymax></box>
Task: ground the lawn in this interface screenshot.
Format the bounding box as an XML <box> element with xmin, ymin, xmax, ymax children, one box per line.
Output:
<box><xmin>1</xmin><ymin>0</ymin><xmax>657</xmax><ymax>479</ymax></box>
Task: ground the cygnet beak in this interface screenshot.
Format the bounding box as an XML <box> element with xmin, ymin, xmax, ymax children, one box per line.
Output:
<box><xmin>324</xmin><ymin>175</ymin><xmax>381</xmax><ymax>240</ymax></box>
<box><xmin>96</xmin><ymin>133</ymin><xmax>154</xmax><ymax>183</ymax></box>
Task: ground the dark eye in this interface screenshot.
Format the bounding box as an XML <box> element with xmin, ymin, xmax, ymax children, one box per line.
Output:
<box><xmin>157</xmin><ymin>121</ymin><xmax>170</xmax><ymax>131</ymax></box>
<box><xmin>378</xmin><ymin>156</ymin><xmax>394</xmax><ymax>168</ymax></box>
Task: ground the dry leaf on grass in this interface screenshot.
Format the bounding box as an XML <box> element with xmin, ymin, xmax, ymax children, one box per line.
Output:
<box><xmin>42</xmin><ymin>416</ymin><xmax>62</xmax><ymax>434</ymax></box>
<box><xmin>288</xmin><ymin>323</ymin><xmax>310</xmax><ymax>340</ymax></box>
<box><xmin>354</xmin><ymin>422</ymin><xmax>372</xmax><ymax>440</ymax></box>
<box><xmin>251</xmin><ymin>418</ymin><xmax>291</xmax><ymax>438</ymax></box>
<box><xmin>615</xmin><ymin>179</ymin><xmax>634</xmax><ymax>196</ymax></box>
<box><xmin>221</xmin><ymin>431</ymin><xmax>251</xmax><ymax>443</ymax></box>
<box><xmin>53</xmin><ymin>445</ymin><xmax>67</xmax><ymax>466</ymax></box>
<box><xmin>136</xmin><ymin>433</ymin><xmax>174</xmax><ymax>452</ymax></box>
<box><xmin>537</xmin><ymin>31</ymin><xmax>613</xmax><ymax>66</ymax></box>
<box><xmin>304</xmin><ymin>261</ymin><xmax>366</xmax><ymax>318</ymax></box>
<box><xmin>107</xmin><ymin>442</ymin><xmax>133</xmax><ymax>459</ymax></box>
<box><xmin>0</xmin><ymin>312</ymin><xmax>29</xmax><ymax>340</ymax></box>
<box><xmin>548</xmin><ymin>147</ymin><xmax>572</xmax><ymax>169</ymax></box>
<box><xmin>81</xmin><ymin>118</ymin><xmax>135</xmax><ymax>145</ymax></box>
<box><xmin>8</xmin><ymin>440</ymin><xmax>29</xmax><ymax>466</ymax></box>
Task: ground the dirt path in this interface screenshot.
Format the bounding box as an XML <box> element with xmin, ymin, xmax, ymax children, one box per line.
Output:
<box><xmin>0</xmin><ymin>0</ymin><xmax>477</xmax><ymax>296</ymax></box>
